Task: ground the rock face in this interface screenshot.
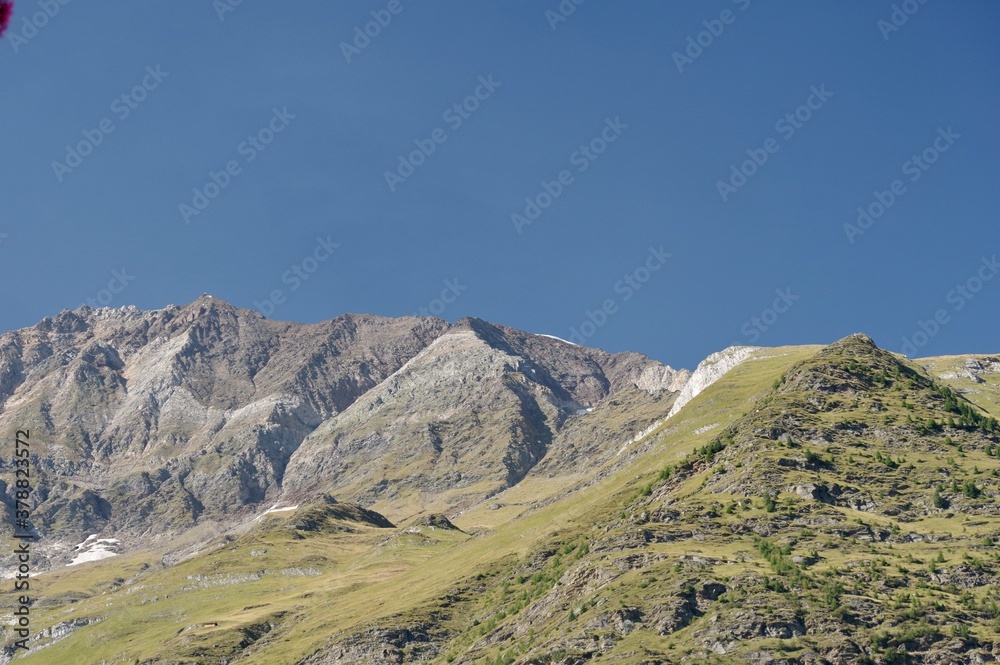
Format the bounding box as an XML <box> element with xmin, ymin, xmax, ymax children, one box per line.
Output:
<box><xmin>602</xmin><ymin>345</ymin><xmax>759</xmax><ymax>460</ymax></box>
<box><xmin>666</xmin><ymin>345</ymin><xmax>759</xmax><ymax>419</ymax></box>
<box><xmin>3</xmin><ymin>329</ymin><xmax>1000</xmax><ymax>664</ymax></box>
<box><xmin>932</xmin><ymin>356</ymin><xmax>1000</xmax><ymax>383</ymax></box>
<box><xmin>281</xmin><ymin>318</ymin><xmax>689</xmax><ymax>514</ymax></box>
<box><xmin>0</xmin><ymin>297</ymin><xmax>689</xmax><ymax>566</ymax></box>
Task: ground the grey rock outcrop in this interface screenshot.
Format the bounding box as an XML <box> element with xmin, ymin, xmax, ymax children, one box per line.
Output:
<box><xmin>0</xmin><ymin>298</ymin><xmax>690</xmax><ymax>569</ymax></box>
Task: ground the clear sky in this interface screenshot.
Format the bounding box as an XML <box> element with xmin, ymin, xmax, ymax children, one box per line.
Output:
<box><xmin>1</xmin><ymin>1</ymin><xmax>997</xmax><ymax>370</ymax></box>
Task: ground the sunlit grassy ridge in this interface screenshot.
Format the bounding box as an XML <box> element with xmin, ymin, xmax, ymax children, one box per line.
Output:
<box><xmin>6</xmin><ymin>339</ymin><xmax>1000</xmax><ymax>663</ymax></box>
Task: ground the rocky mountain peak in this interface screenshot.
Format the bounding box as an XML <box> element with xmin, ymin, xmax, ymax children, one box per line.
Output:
<box><xmin>179</xmin><ymin>293</ymin><xmax>242</xmax><ymax>317</ymax></box>
<box><xmin>0</xmin><ymin>299</ymin><xmax>692</xmax><ymax>568</ymax></box>
<box><xmin>35</xmin><ymin>308</ymin><xmax>90</xmax><ymax>334</ymax></box>
<box><xmin>4</xmin><ymin>324</ymin><xmax>1000</xmax><ymax>664</ymax></box>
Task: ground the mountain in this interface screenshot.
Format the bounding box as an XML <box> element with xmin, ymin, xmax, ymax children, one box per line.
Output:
<box><xmin>0</xmin><ymin>297</ymin><xmax>688</xmax><ymax>567</ymax></box>
<box><xmin>1</xmin><ymin>302</ymin><xmax>999</xmax><ymax>664</ymax></box>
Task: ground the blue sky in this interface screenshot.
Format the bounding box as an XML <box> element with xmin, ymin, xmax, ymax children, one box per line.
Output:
<box><xmin>1</xmin><ymin>1</ymin><xmax>997</xmax><ymax>369</ymax></box>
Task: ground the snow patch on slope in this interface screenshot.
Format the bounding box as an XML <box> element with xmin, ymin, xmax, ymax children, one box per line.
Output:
<box><xmin>253</xmin><ymin>504</ymin><xmax>300</xmax><ymax>522</ymax></box>
<box><xmin>68</xmin><ymin>535</ymin><xmax>121</xmax><ymax>566</ymax></box>
<box><xmin>535</xmin><ymin>334</ymin><xmax>579</xmax><ymax>346</ymax></box>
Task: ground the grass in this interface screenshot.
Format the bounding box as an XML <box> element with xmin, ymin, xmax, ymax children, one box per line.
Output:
<box><xmin>7</xmin><ymin>341</ymin><xmax>1000</xmax><ymax>663</ymax></box>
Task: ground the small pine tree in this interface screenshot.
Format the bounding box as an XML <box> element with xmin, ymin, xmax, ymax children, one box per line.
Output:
<box><xmin>962</xmin><ymin>480</ymin><xmax>981</xmax><ymax>499</ymax></box>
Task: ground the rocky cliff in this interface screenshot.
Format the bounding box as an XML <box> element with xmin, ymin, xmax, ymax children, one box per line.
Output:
<box><xmin>0</xmin><ymin>297</ymin><xmax>689</xmax><ymax>568</ymax></box>
<box><xmin>4</xmin><ymin>307</ymin><xmax>995</xmax><ymax>664</ymax></box>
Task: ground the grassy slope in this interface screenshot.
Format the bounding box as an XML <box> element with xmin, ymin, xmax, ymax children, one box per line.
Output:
<box><xmin>0</xmin><ymin>346</ymin><xmax>804</xmax><ymax>663</ymax></box>
<box><xmin>6</xmin><ymin>340</ymin><xmax>1000</xmax><ymax>663</ymax></box>
<box><xmin>917</xmin><ymin>354</ymin><xmax>1000</xmax><ymax>420</ymax></box>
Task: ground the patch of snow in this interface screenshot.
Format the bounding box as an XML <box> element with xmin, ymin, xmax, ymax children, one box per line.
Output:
<box><xmin>254</xmin><ymin>504</ymin><xmax>300</xmax><ymax>521</ymax></box>
<box><xmin>68</xmin><ymin>536</ymin><xmax>121</xmax><ymax>566</ymax></box>
<box><xmin>536</xmin><ymin>334</ymin><xmax>579</xmax><ymax>346</ymax></box>
<box><xmin>575</xmin><ymin>407</ymin><xmax>594</xmax><ymax>415</ymax></box>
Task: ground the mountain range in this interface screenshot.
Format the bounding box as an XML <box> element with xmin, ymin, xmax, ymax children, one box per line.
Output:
<box><xmin>1</xmin><ymin>297</ymin><xmax>999</xmax><ymax>664</ymax></box>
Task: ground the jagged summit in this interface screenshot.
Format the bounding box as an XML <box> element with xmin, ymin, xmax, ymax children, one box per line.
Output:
<box><xmin>0</xmin><ymin>298</ymin><xmax>693</xmax><ymax>568</ymax></box>
<box><xmin>3</xmin><ymin>320</ymin><xmax>1000</xmax><ymax>663</ymax></box>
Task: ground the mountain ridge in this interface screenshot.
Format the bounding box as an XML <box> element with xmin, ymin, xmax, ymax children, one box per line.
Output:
<box><xmin>2</xmin><ymin>301</ymin><xmax>999</xmax><ymax>663</ymax></box>
<box><xmin>0</xmin><ymin>297</ymin><xmax>694</xmax><ymax>571</ymax></box>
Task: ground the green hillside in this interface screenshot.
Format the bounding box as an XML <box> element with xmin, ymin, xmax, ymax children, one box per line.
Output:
<box><xmin>5</xmin><ymin>337</ymin><xmax>1000</xmax><ymax>664</ymax></box>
